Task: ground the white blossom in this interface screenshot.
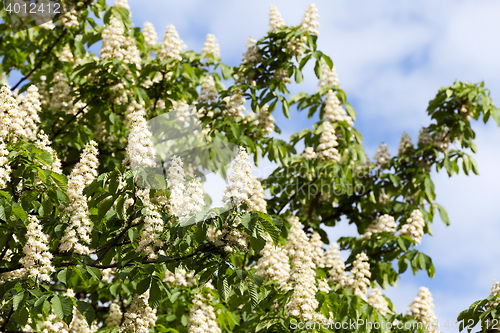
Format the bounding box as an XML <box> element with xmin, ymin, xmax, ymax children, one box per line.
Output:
<box><xmin>35</xmin><ymin>130</ymin><xmax>63</xmax><ymax>174</ymax></box>
<box><xmin>125</xmin><ymin>100</ymin><xmax>157</xmax><ymax>170</ymax></box>
<box><xmin>486</xmin><ymin>280</ymin><xmax>500</xmax><ymax>312</ymax></box>
<box><xmin>241</xmin><ymin>37</ymin><xmax>259</xmax><ymax>65</ymax></box>
<box><xmin>105</xmin><ymin>301</ymin><xmax>123</xmax><ymax>327</ymax></box>
<box><xmin>269</xmin><ymin>5</ymin><xmax>285</xmax><ymax>32</ymax></box>
<box><xmin>119</xmin><ymin>290</ymin><xmax>157</xmax><ymax>333</ymax></box>
<box><xmin>374</xmin><ymin>143</ymin><xmax>390</xmax><ymax>166</ymax></box>
<box><xmin>143</xmin><ymin>21</ymin><xmax>158</xmax><ymax>46</ymax></box>
<box><xmin>367</xmin><ymin>286</ymin><xmax>390</xmax><ymax>315</ymax></box>
<box><xmin>255</xmin><ymin>103</ymin><xmax>275</xmax><ymax>134</ymax></box>
<box><xmin>302</xmin><ymin>147</ymin><xmax>317</xmax><ymax>160</ymax></box>
<box><xmin>61</xmin><ymin>9</ymin><xmax>79</xmax><ymax>29</ymax></box>
<box><xmin>400</xmin><ymin>209</ymin><xmax>426</xmax><ymax>245</ymax></box>
<box><xmin>59</xmin><ymin>141</ymin><xmax>99</xmax><ymax>255</ymax></box>
<box><xmin>322</xmin><ymin>90</ymin><xmax>353</xmax><ymax>127</ymax></box>
<box><xmin>325</xmin><ymin>242</ymin><xmax>347</xmax><ymax>286</ymax></box>
<box><xmin>301</xmin><ymin>3</ymin><xmax>320</xmax><ymax>35</ymax></box>
<box><xmin>159</xmin><ymin>25</ymin><xmax>186</xmax><ymax>61</ymax></box>
<box><xmin>285</xmin><ymin>216</ymin><xmax>323</xmax><ymax>322</ymax></box>
<box><xmin>201</xmin><ymin>34</ymin><xmax>220</xmax><ymax>59</ymax></box>
<box><xmin>398</xmin><ymin>132</ymin><xmax>413</xmax><ymax>156</ymax></box>
<box><xmin>223</xmin><ymin>147</ymin><xmax>253</xmax><ymax>207</ymax></box>
<box><xmin>0</xmin><ymin>85</ymin><xmax>26</xmax><ymax>142</ymax></box>
<box><xmin>198</xmin><ymin>75</ymin><xmax>218</xmax><ymax>106</ymax></box>
<box><xmin>256</xmin><ymin>234</ymin><xmax>290</xmax><ymax>289</ymax></box>
<box><xmin>135</xmin><ymin>197</ymin><xmax>165</xmax><ymax>259</ymax></box>
<box><xmin>316</xmin><ymin>121</ymin><xmax>340</xmax><ymax>162</ymax></box>
<box><xmin>19</xmin><ymin>215</ymin><xmax>55</xmax><ymax>282</ymax></box>
<box><xmin>360</xmin><ymin>214</ymin><xmax>397</xmax><ymax>239</ymax></box>
<box><xmin>222</xmin><ymin>90</ymin><xmax>246</xmax><ymax>118</ymax></box>
<box><xmin>248</xmin><ymin>177</ymin><xmax>267</xmax><ymax>213</ymax></box>
<box><xmin>100</xmin><ymin>15</ymin><xmax>127</xmax><ymax>60</ymax></box>
<box><xmin>18</xmin><ymin>85</ymin><xmax>42</xmax><ymax>141</ymax></box>
<box><xmin>406</xmin><ymin>287</ymin><xmax>441</xmax><ymax>333</ymax></box>
<box><xmin>319</xmin><ymin>62</ymin><xmax>339</xmax><ymax>88</ymax></box>
<box><xmin>163</xmin><ymin>266</ymin><xmax>196</xmax><ymax>287</ymax></box>
<box><xmin>309</xmin><ymin>231</ymin><xmax>325</xmax><ymax>268</ymax></box>
<box><xmin>188</xmin><ymin>290</ymin><xmax>221</xmax><ymax>333</ymax></box>
<box><xmin>115</xmin><ymin>0</ymin><xmax>130</xmax><ymax>11</ymax></box>
<box><xmin>0</xmin><ymin>141</ymin><xmax>11</xmax><ymax>189</ymax></box>
<box><xmin>346</xmin><ymin>253</ymin><xmax>371</xmax><ymax>300</ymax></box>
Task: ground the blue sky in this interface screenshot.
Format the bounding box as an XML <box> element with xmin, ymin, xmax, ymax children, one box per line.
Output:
<box><xmin>117</xmin><ymin>1</ymin><xmax>500</xmax><ymax>329</ymax></box>
<box><xmin>10</xmin><ymin>0</ymin><xmax>500</xmax><ymax>330</ymax></box>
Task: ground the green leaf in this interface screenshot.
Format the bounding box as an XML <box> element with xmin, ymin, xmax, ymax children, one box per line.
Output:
<box><xmin>98</xmin><ymin>197</ymin><xmax>116</xmax><ymax>221</ymax></box>
<box><xmin>58</xmin><ymin>269</ymin><xmax>68</xmax><ymax>285</ymax></box>
<box><xmin>136</xmin><ymin>277</ymin><xmax>151</xmax><ymax>294</ymax></box>
<box><xmin>322</xmin><ymin>54</ymin><xmax>333</xmax><ymax>69</ymax></box>
<box><xmin>314</xmin><ymin>60</ymin><xmax>322</xmax><ymax>79</ymax></box>
<box><xmin>247</xmin><ymin>279</ymin><xmax>260</xmax><ymax>309</ymax></box>
<box><xmin>13</xmin><ymin>291</ymin><xmax>24</xmax><ymax>311</ymax></box>
<box><xmin>75</xmin><ymin>300</ymin><xmax>95</xmax><ymax>326</ymax></box>
<box><xmin>220</xmin><ymin>64</ymin><xmax>233</xmax><ymax>80</ymax></box>
<box><xmin>217</xmin><ymin>276</ymin><xmax>231</xmax><ymax>302</ymax></box>
<box><xmin>51</xmin><ymin>295</ymin><xmax>64</xmax><ymax>321</ymax></box>
<box><xmin>50</xmin><ymin>172</ymin><xmax>68</xmax><ymax>192</ymax></box>
<box><xmin>85</xmin><ymin>266</ymin><xmax>102</xmax><ymax>281</ymax></box>
<box><xmin>282</xmin><ymin>99</ymin><xmax>290</xmax><ymax>119</ymax></box>
<box><xmin>437</xmin><ymin>204</ymin><xmax>451</xmax><ymax>226</ymax></box>
<box><xmin>11</xmin><ymin>204</ymin><xmax>26</xmax><ymax>222</ymax></box>
<box><xmin>149</xmin><ymin>279</ymin><xmax>162</xmax><ymax>308</ymax></box>
<box><xmin>294</xmin><ymin>68</ymin><xmax>303</xmax><ymax>84</ymax></box>
<box><xmin>230</xmin><ymin>123</ymin><xmax>241</xmax><ymax>139</ymax></box>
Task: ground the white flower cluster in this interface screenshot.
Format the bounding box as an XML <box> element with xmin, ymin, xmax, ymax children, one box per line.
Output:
<box><xmin>223</xmin><ymin>147</ymin><xmax>253</xmax><ymax>207</ymax></box>
<box><xmin>18</xmin><ymin>85</ymin><xmax>42</xmax><ymax>141</ymax></box>
<box><xmin>115</xmin><ymin>0</ymin><xmax>130</xmax><ymax>10</ymax></box>
<box><xmin>322</xmin><ymin>91</ymin><xmax>353</xmax><ymax>127</ymax></box>
<box><xmin>207</xmin><ymin>217</ymin><xmax>248</xmax><ymax>254</ymax></box>
<box><xmin>360</xmin><ymin>214</ymin><xmax>397</xmax><ymax>239</ymax></box>
<box><xmin>273</xmin><ymin>68</ymin><xmax>292</xmax><ymax>84</ymax></box>
<box><xmin>105</xmin><ymin>301</ymin><xmax>123</xmax><ymax>327</ymax></box>
<box><xmin>406</xmin><ymin>287</ymin><xmax>441</xmax><ymax>333</ymax></box>
<box><xmin>50</xmin><ymin>71</ymin><xmax>83</xmax><ymax>113</ymax></box>
<box><xmin>35</xmin><ymin>130</ymin><xmax>63</xmax><ymax>173</ymax></box>
<box><xmin>100</xmin><ymin>15</ymin><xmax>127</xmax><ymax>60</ymax></box>
<box><xmin>143</xmin><ymin>22</ymin><xmax>158</xmax><ymax>47</ymax></box>
<box><xmin>0</xmin><ymin>141</ymin><xmax>11</xmax><ymax>189</ymax></box>
<box><xmin>24</xmin><ymin>312</ymin><xmax>69</xmax><ymax>333</ymax></box>
<box><xmin>374</xmin><ymin>143</ymin><xmax>390</xmax><ymax>166</ymax></box>
<box><xmin>309</xmin><ymin>232</ymin><xmax>325</xmax><ymax>268</ymax></box>
<box><xmin>125</xmin><ymin>100</ymin><xmax>157</xmax><ymax>170</ymax></box>
<box><xmin>61</xmin><ymin>9</ymin><xmax>79</xmax><ymax>29</ymax></box>
<box><xmin>317</xmin><ymin>121</ymin><xmax>340</xmax><ymax>162</ymax></box>
<box><xmin>119</xmin><ymin>290</ymin><xmax>157</xmax><ymax>333</ymax></box>
<box><xmin>301</xmin><ymin>3</ymin><xmax>320</xmax><ymax>35</ymax></box>
<box><xmin>256</xmin><ymin>234</ymin><xmax>290</xmax><ymax>289</ymax></box>
<box><xmin>318</xmin><ymin>277</ymin><xmax>331</xmax><ymax>293</ymax></box>
<box><xmin>367</xmin><ymin>286</ymin><xmax>390</xmax><ymax>315</ymax></box>
<box><xmin>346</xmin><ymin>253</ymin><xmax>371</xmax><ymax>300</ymax></box>
<box><xmin>0</xmin><ymin>85</ymin><xmax>31</xmax><ymax>142</ymax></box>
<box><xmin>255</xmin><ymin>104</ymin><xmax>275</xmax><ymax>134</ymax></box>
<box><xmin>398</xmin><ymin>132</ymin><xmax>413</xmax><ymax>156</ymax></box>
<box><xmin>166</xmin><ymin>156</ymin><xmax>205</xmax><ymax>217</ymax></box>
<box><xmin>241</xmin><ymin>37</ymin><xmax>259</xmax><ymax>65</ymax></box>
<box><xmin>486</xmin><ymin>280</ymin><xmax>500</xmax><ymax>311</ymax></box>
<box><xmin>163</xmin><ymin>266</ymin><xmax>196</xmax><ymax>287</ymax></box>
<box><xmin>287</xmin><ymin>34</ymin><xmax>307</xmax><ymax>57</ymax></box>
<box><xmin>60</xmin><ymin>45</ymin><xmax>74</xmax><ymax>62</ymax></box>
<box><xmin>248</xmin><ymin>177</ymin><xmax>267</xmax><ymax>213</ymax></box>
<box><xmin>269</xmin><ymin>5</ymin><xmax>285</xmax><ymax>32</ymax></box>
<box><xmin>59</xmin><ymin>141</ymin><xmax>100</xmax><ymax>255</ymax></box>
<box><xmin>222</xmin><ymin>90</ymin><xmax>246</xmax><ymax>118</ymax></box>
<box><xmin>159</xmin><ymin>25</ymin><xmax>186</xmax><ymax>61</ymax></box>
<box><xmin>199</xmin><ymin>75</ymin><xmax>218</xmax><ymax>106</ymax></box>
<box><xmin>201</xmin><ymin>34</ymin><xmax>220</xmax><ymax>59</ymax></box>
<box><xmin>69</xmin><ymin>304</ymin><xmax>96</xmax><ymax>333</ymax></box>
<box><xmin>324</xmin><ymin>243</ymin><xmax>346</xmax><ymax>287</ymax></box>
<box><xmin>136</xmin><ymin>198</ymin><xmax>165</xmax><ymax>259</ymax></box>
<box><xmin>285</xmin><ymin>216</ymin><xmax>323</xmax><ymax>321</ymax></box>
<box><xmin>319</xmin><ymin>62</ymin><xmax>339</xmax><ymax>88</ymax></box>
<box><xmin>418</xmin><ymin>128</ymin><xmax>449</xmax><ymax>152</ymax></box>
<box><xmin>400</xmin><ymin>209</ymin><xmax>425</xmax><ymax>245</ymax></box>
<box><xmin>302</xmin><ymin>147</ymin><xmax>317</xmax><ymax>160</ymax></box>
<box><xmin>188</xmin><ymin>290</ymin><xmax>221</xmax><ymax>333</ymax></box>
<box><xmin>19</xmin><ymin>215</ymin><xmax>55</xmax><ymax>282</ymax></box>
